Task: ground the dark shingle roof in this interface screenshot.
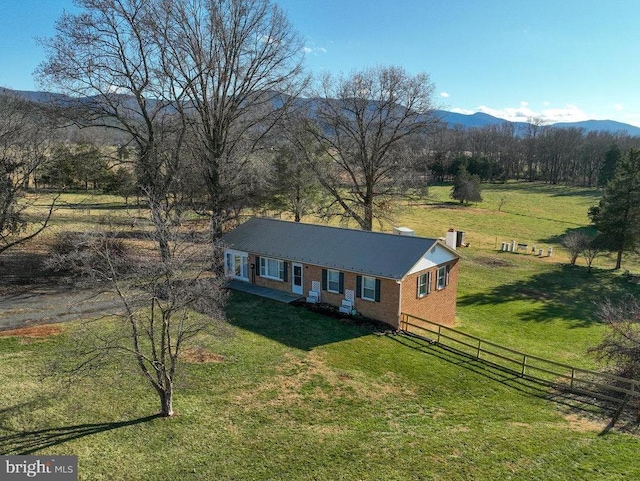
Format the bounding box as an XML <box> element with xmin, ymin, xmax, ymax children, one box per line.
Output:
<box><xmin>220</xmin><ymin>217</ymin><xmax>443</xmax><ymax>279</ymax></box>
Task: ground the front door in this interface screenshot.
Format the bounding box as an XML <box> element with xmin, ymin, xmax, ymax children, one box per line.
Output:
<box><xmin>292</xmin><ymin>263</ymin><xmax>303</xmax><ymax>295</ymax></box>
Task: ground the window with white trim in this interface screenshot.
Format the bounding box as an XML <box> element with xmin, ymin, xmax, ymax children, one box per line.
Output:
<box><xmin>417</xmin><ymin>271</ymin><xmax>431</xmax><ymax>297</ymax></box>
<box><xmin>436</xmin><ymin>265</ymin><xmax>449</xmax><ymax>290</ymax></box>
<box><xmin>260</xmin><ymin>257</ymin><xmax>286</xmax><ymax>281</ymax></box>
<box><xmin>361</xmin><ymin>276</ymin><xmax>376</xmax><ymax>301</ymax></box>
<box><xmin>327</xmin><ymin>269</ymin><xmax>341</xmax><ymax>293</ymax></box>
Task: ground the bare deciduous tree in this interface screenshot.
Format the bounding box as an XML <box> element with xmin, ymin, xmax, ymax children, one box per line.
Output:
<box><xmin>48</xmin><ymin>201</ymin><xmax>227</xmax><ymax>417</ymax></box>
<box><xmin>562</xmin><ymin>231</ymin><xmax>590</xmax><ymax>266</ymax></box>
<box><xmin>0</xmin><ymin>94</ymin><xmax>57</xmax><ymax>255</ymax></box>
<box><xmin>582</xmin><ymin>238</ymin><xmax>603</xmax><ymax>269</ymax></box>
<box><xmin>37</xmin><ymin>0</ymin><xmax>194</xmax><ymax>260</ymax></box>
<box><xmin>39</xmin><ymin>0</ymin><xmax>306</xmax><ymax>239</ymax></box>
<box><xmin>157</xmin><ymin>0</ymin><xmax>306</xmax><ymax>237</ymax></box>
<box><xmin>590</xmin><ymin>296</ymin><xmax>640</xmax><ymax>381</ymax></box>
<box><xmin>306</xmin><ymin>66</ymin><xmax>438</xmax><ymax>230</ymax></box>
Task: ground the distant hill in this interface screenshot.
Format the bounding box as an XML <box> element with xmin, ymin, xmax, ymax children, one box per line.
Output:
<box><xmin>434</xmin><ymin>109</ymin><xmax>640</xmax><ymax>136</ymax></box>
<box><xmin>3</xmin><ymin>87</ymin><xmax>640</xmax><ymax>137</ymax></box>
<box><xmin>549</xmin><ymin>119</ymin><xmax>640</xmax><ymax>136</ymax></box>
<box><xmin>0</xmin><ymin>88</ymin><xmax>72</xmax><ymax>104</ymax></box>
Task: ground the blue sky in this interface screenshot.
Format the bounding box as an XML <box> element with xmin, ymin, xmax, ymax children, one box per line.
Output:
<box><xmin>3</xmin><ymin>0</ymin><xmax>640</xmax><ymax>126</ymax></box>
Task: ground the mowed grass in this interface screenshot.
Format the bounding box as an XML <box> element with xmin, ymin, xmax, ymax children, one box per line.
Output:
<box><xmin>2</xmin><ymin>183</ymin><xmax>640</xmax><ymax>479</ymax></box>
<box><xmin>387</xmin><ymin>182</ymin><xmax>640</xmax><ymax>368</ymax></box>
<box><xmin>2</xmin><ymin>293</ymin><xmax>640</xmax><ymax>480</ymax></box>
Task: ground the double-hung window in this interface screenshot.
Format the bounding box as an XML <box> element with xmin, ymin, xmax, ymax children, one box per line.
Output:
<box><xmin>361</xmin><ymin>276</ymin><xmax>377</xmax><ymax>301</ymax></box>
<box><xmin>322</xmin><ymin>269</ymin><xmax>344</xmax><ymax>294</ymax></box>
<box><xmin>259</xmin><ymin>257</ymin><xmax>286</xmax><ymax>281</ymax></box>
<box><xmin>417</xmin><ymin>271</ymin><xmax>432</xmax><ymax>297</ymax></box>
<box><xmin>327</xmin><ymin>269</ymin><xmax>341</xmax><ymax>293</ymax></box>
<box><xmin>356</xmin><ymin>275</ymin><xmax>380</xmax><ymax>302</ymax></box>
<box><xmin>436</xmin><ymin>265</ymin><xmax>450</xmax><ymax>290</ymax></box>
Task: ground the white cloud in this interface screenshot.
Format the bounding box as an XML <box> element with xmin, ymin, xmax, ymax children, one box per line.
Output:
<box><xmin>621</xmin><ymin>113</ymin><xmax>640</xmax><ymax>127</ymax></box>
<box><xmin>450</xmin><ymin>107</ymin><xmax>475</xmax><ymax>115</ymax></box>
<box><xmin>302</xmin><ymin>45</ymin><xmax>327</xmax><ymax>56</ymax></box>
<box><xmin>459</xmin><ymin>103</ymin><xmax>596</xmax><ymax>124</ymax></box>
<box><xmin>440</xmin><ymin>92</ymin><xmax>450</xmax><ymax>98</ymax></box>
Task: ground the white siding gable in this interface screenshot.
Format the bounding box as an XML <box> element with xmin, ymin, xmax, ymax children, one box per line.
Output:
<box><xmin>406</xmin><ymin>243</ymin><xmax>457</xmax><ymax>276</ymax></box>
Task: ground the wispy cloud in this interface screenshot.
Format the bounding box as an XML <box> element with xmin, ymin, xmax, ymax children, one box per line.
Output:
<box><xmin>440</xmin><ymin>92</ymin><xmax>450</xmax><ymax>98</ymax></box>
<box><xmin>303</xmin><ymin>45</ymin><xmax>327</xmax><ymax>56</ymax></box>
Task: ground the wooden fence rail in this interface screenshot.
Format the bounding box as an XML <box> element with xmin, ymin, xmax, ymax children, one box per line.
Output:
<box><xmin>400</xmin><ymin>313</ymin><xmax>639</xmax><ymax>405</ymax></box>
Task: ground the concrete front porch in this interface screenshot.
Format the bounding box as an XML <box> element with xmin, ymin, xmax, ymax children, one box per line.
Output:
<box><xmin>227</xmin><ymin>279</ymin><xmax>304</xmax><ymax>304</ymax></box>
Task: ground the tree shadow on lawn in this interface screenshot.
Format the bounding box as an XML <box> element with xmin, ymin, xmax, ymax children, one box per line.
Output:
<box><xmin>225</xmin><ymin>291</ymin><xmax>372</xmax><ymax>351</ymax></box>
<box><xmin>58</xmin><ymin>202</ymin><xmax>143</xmax><ymax>211</ymax></box>
<box><xmin>388</xmin><ymin>333</ymin><xmax>613</xmax><ymax>418</ymax></box>
<box><xmin>482</xmin><ymin>182</ymin><xmax>600</xmax><ymax>198</ymax></box>
<box><xmin>458</xmin><ymin>264</ymin><xmax>636</xmax><ymax>327</ymax></box>
<box><xmin>538</xmin><ymin>225</ymin><xmax>599</xmax><ymax>245</ymax></box>
<box><xmin>0</xmin><ymin>402</ymin><xmax>160</xmax><ymax>455</ymax></box>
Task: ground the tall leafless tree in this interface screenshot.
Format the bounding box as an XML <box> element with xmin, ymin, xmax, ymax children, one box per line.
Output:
<box><xmin>305</xmin><ymin>66</ymin><xmax>438</xmax><ymax>230</ymax></box>
<box><xmin>158</xmin><ymin>0</ymin><xmax>307</xmax><ymax>237</ymax></box>
<box><xmin>37</xmin><ymin>0</ymin><xmax>191</xmax><ymax>260</ymax></box>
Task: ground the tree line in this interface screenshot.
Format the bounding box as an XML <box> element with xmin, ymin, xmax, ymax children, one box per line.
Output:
<box><xmin>425</xmin><ymin>121</ymin><xmax>640</xmax><ymax>187</ymax></box>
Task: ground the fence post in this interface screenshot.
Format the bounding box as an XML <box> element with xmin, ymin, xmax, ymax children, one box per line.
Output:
<box><xmin>570</xmin><ymin>369</ymin><xmax>575</xmax><ymax>389</ymax></box>
<box><xmin>521</xmin><ymin>355</ymin><xmax>527</xmax><ymax>377</ymax></box>
<box><xmin>437</xmin><ymin>325</ymin><xmax>442</xmax><ymax>344</ymax></box>
<box><xmin>476</xmin><ymin>340</ymin><xmax>482</xmax><ymax>360</ymax></box>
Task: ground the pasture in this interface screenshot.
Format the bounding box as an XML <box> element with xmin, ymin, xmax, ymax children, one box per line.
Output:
<box><xmin>1</xmin><ymin>182</ymin><xmax>639</xmax><ymax>480</ymax></box>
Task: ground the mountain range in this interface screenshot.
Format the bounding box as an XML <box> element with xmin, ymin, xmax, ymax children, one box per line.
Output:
<box><xmin>4</xmin><ymin>87</ymin><xmax>640</xmax><ymax>137</ymax></box>
<box><xmin>434</xmin><ymin>110</ymin><xmax>640</xmax><ymax>136</ymax></box>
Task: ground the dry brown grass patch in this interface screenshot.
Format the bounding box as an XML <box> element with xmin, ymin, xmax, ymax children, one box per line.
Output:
<box><xmin>181</xmin><ymin>347</ymin><xmax>226</xmax><ymax>364</ymax></box>
<box><xmin>0</xmin><ymin>324</ymin><xmax>62</xmax><ymax>339</ymax></box>
<box><xmin>563</xmin><ymin>413</ymin><xmax>603</xmax><ymax>432</ymax></box>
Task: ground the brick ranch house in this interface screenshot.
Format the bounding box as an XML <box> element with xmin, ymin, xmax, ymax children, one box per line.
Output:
<box><xmin>220</xmin><ymin>217</ymin><xmax>460</xmax><ymax>328</ymax></box>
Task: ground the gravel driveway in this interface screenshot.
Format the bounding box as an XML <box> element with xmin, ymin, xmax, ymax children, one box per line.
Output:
<box><xmin>0</xmin><ymin>285</ymin><xmax>127</xmax><ymax>331</ymax></box>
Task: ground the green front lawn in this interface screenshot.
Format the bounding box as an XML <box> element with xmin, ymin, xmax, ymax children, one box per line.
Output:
<box><xmin>1</xmin><ymin>292</ymin><xmax>639</xmax><ymax>480</ymax></box>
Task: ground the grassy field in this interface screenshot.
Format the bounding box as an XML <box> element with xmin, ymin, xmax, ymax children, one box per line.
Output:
<box><xmin>2</xmin><ymin>183</ymin><xmax>640</xmax><ymax>479</ymax></box>
<box><xmin>392</xmin><ymin>183</ymin><xmax>639</xmax><ymax>368</ymax></box>
<box><xmin>2</xmin><ymin>293</ymin><xmax>640</xmax><ymax>480</ymax></box>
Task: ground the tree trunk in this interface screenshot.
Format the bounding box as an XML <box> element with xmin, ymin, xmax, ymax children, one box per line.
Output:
<box><xmin>159</xmin><ymin>388</ymin><xmax>174</xmax><ymax>417</ymax></box>
<box><xmin>363</xmin><ymin>201</ymin><xmax>373</xmax><ymax>231</ymax></box>
<box><xmin>615</xmin><ymin>249</ymin><xmax>623</xmax><ymax>270</ymax></box>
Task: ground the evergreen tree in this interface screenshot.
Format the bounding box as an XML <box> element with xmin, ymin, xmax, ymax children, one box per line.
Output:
<box><xmin>268</xmin><ymin>148</ymin><xmax>323</xmax><ymax>222</ymax></box>
<box><xmin>589</xmin><ymin>148</ymin><xmax>640</xmax><ymax>269</ymax></box>
<box><xmin>451</xmin><ymin>166</ymin><xmax>483</xmax><ymax>205</ymax></box>
<box><xmin>598</xmin><ymin>143</ymin><xmax>621</xmax><ymax>187</ymax></box>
